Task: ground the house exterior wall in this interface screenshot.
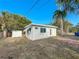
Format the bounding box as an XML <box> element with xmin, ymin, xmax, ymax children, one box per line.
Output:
<box><xmin>32</xmin><ymin>26</ymin><xmax>56</xmax><ymax>40</ymax></box>
<box><xmin>24</xmin><ymin>26</ymin><xmax>57</xmax><ymax>40</ymax></box>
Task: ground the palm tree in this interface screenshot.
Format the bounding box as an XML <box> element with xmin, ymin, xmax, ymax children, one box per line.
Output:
<box><xmin>56</xmin><ymin>0</ymin><xmax>79</xmax><ymax>13</ymax></box>
<box><xmin>53</xmin><ymin>10</ymin><xmax>66</xmax><ymax>35</ymax></box>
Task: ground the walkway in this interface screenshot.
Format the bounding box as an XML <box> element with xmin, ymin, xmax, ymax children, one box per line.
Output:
<box><xmin>55</xmin><ymin>36</ymin><xmax>79</xmax><ymax>48</ymax></box>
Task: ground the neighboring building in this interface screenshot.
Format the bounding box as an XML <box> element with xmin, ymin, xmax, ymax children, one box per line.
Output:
<box><xmin>12</xmin><ymin>31</ymin><xmax>22</xmax><ymax>37</ymax></box>
<box><xmin>24</xmin><ymin>24</ymin><xmax>57</xmax><ymax>40</ymax></box>
<box><xmin>3</xmin><ymin>30</ymin><xmax>22</xmax><ymax>37</ymax></box>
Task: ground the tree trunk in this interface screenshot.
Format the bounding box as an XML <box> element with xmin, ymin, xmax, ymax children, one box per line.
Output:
<box><xmin>59</xmin><ymin>5</ymin><xmax>64</xmax><ymax>36</ymax></box>
<box><xmin>67</xmin><ymin>26</ymin><xmax>69</xmax><ymax>33</ymax></box>
<box><xmin>60</xmin><ymin>19</ymin><xmax>64</xmax><ymax>35</ymax></box>
<box><xmin>1</xmin><ymin>24</ymin><xmax>7</xmax><ymax>38</ymax></box>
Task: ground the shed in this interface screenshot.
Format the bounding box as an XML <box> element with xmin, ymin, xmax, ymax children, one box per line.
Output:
<box><xmin>12</xmin><ymin>31</ymin><xmax>22</xmax><ymax>37</ymax></box>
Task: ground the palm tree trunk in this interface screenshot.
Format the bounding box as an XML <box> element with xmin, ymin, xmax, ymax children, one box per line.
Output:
<box><xmin>60</xmin><ymin>18</ymin><xmax>64</xmax><ymax>35</ymax></box>
<box><xmin>59</xmin><ymin>5</ymin><xmax>64</xmax><ymax>36</ymax></box>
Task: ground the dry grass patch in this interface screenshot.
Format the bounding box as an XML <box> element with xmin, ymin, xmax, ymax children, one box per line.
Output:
<box><xmin>0</xmin><ymin>37</ymin><xmax>79</xmax><ymax>59</ymax></box>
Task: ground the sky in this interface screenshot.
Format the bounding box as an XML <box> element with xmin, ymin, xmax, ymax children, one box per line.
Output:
<box><xmin>0</xmin><ymin>0</ymin><xmax>78</xmax><ymax>26</ymax></box>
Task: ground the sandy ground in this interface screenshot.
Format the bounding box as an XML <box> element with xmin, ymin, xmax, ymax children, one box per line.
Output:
<box><xmin>55</xmin><ymin>36</ymin><xmax>79</xmax><ymax>47</ymax></box>
<box><xmin>0</xmin><ymin>36</ymin><xmax>79</xmax><ymax>59</ymax></box>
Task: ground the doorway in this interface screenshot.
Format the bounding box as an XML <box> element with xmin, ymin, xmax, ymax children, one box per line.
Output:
<box><xmin>50</xmin><ymin>29</ymin><xmax>52</xmax><ymax>35</ymax></box>
<box><xmin>7</xmin><ymin>30</ymin><xmax>12</xmax><ymax>37</ymax></box>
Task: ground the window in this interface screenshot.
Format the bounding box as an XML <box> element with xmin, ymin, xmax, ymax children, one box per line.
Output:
<box><xmin>40</xmin><ymin>28</ymin><xmax>46</xmax><ymax>33</ymax></box>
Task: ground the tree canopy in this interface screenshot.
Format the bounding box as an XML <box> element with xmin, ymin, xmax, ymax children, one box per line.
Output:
<box><xmin>56</xmin><ymin>0</ymin><xmax>79</xmax><ymax>13</ymax></box>
<box><xmin>0</xmin><ymin>11</ymin><xmax>31</xmax><ymax>31</ymax></box>
<box><xmin>53</xmin><ymin>10</ymin><xmax>66</xmax><ymax>19</ymax></box>
<box><xmin>53</xmin><ymin>9</ymin><xmax>67</xmax><ymax>35</ymax></box>
<box><xmin>53</xmin><ymin>0</ymin><xmax>79</xmax><ymax>34</ymax></box>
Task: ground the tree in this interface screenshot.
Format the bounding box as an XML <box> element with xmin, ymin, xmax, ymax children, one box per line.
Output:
<box><xmin>0</xmin><ymin>11</ymin><xmax>31</xmax><ymax>37</ymax></box>
<box><xmin>53</xmin><ymin>18</ymin><xmax>72</xmax><ymax>33</ymax></box>
<box><xmin>15</xmin><ymin>16</ymin><xmax>31</xmax><ymax>30</ymax></box>
<box><xmin>53</xmin><ymin>10</ymin><xmax>66</xmax><ymax>35</ymax></box>
<box><xmin>0</xmin><ymin>16</ymin><xmax>3</xmax><ymax>31</ymax></box>
<box><xmin>1</xmin><ymin>12</ymin><xmax>16</xmax><ymax>31</ymax></box>
<box><xmin>55</xmin><ymin>0</ymin><xmax>79</xmax><ymax>34</ymax></box>
<box><xmin>63</xmin><ymin>20</ymin><xmax>72</xmax><ymax>33</ymax></box>
<box><xmin>56</xmin><ymin>0</ymin><xmax>79</xmax><ymax>13</ymax></box>
<box><xmin>1</xmin><ymin>11</ymin><xmax>31</xmax><ymax>30</ymax></box>
<box><xmin>75</xmin><ymin>23</ymin><xmax>79</xmax><ymax>32</ymax></box>
<box><xmin>70</xmin><ymin>27</ymin><xmax>77</xmax><ymax>33</ymax></box>
<box><xmin>53</xmin><ymin>19</ymin><xmax>61</xmax><ymax>28</ymax></box>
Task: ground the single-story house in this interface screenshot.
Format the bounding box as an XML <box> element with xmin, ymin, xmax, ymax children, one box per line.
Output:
<box><xmin>24</xmin><ymin>24</ymin><xmax>57</xmax><ymax>40</ymax></box>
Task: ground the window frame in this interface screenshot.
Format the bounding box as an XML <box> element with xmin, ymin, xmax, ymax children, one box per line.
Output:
<box><xmin>40</xmin><ymin>28</ymin><xmax>46</xmax><ymax>33</ymax></box>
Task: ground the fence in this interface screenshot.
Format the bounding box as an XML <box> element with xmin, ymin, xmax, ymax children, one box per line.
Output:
<box><xmin>0</xmin><ymin>32</ymin><xmax>3</xmax><ymax>39</ymax></box>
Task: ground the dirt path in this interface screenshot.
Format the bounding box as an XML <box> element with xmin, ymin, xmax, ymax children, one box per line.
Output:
<box><xmin>55</xmin><ymin>36</ymin><xmax>79</xmax><ymax>48</ymax></box>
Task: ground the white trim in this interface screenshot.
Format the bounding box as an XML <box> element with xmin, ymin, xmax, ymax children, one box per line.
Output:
<box><xmin>24</xmin><ymin>23</ymin><xmax>57</xmax><ymax>29</ymax></box>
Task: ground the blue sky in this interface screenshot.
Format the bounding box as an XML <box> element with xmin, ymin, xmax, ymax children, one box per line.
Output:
<box><xmin>0</xmin><ymin>0</ymin><xmax>78</xmax><ymax>26</ymax></box>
